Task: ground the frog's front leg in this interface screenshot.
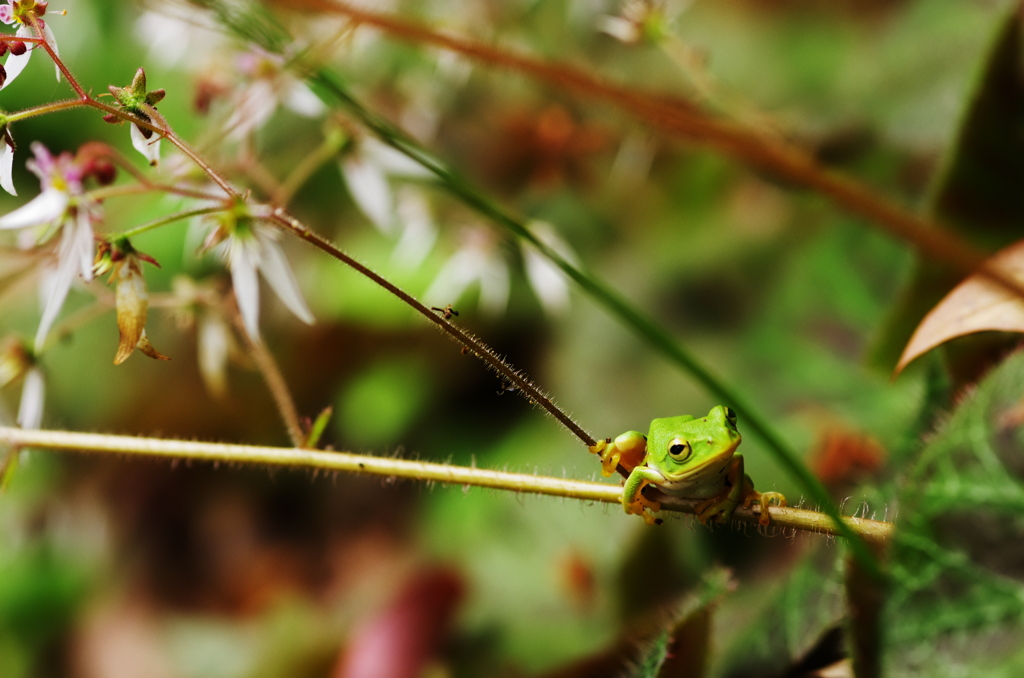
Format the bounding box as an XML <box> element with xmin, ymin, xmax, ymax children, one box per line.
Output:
<box><xmin>693</xmin><ymin>455</ymin><xmax>746</xmax><ymax>524</ymax></box>
<box><xmin>622</xmin><ymin>466</ymin><xmax>665</xmax><ymax>525</ymax></box>
<box><xmin>589</xmin><ymin>431</ymin><xmax>647</xmax><ymax>477</ymax></box>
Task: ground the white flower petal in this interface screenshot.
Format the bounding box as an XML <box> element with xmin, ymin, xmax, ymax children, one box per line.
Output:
<box><xmin>72</xmin><ymin>210</ymin><xmax>95</xmax><ymax>281</ymax></box>
<box><xmin>390</xmin><ymin>187</ymin><xmax>436</xmax><ymax>269</ymax></box>
<box><xmin>16</xmin><ymin>367</ymin><xmax>44</xmax><ymax>430</ymax></box>
<box><xmin>478</xmin><ymin>255</ymin><xmax>509</xmax><ymax>317</ymax></box>
<box><xmin>130</xmin><ymin>124</ymin><xmax>161</xmax><ymax>166</ymax></box>
<box><xmin>254</xmin><ymin>229</ymin><xmax>313</xmax><ymax>325</ymax></box>
<box><xmin>42</xmin><ymin>23</ymin><xmax>60</xmax><ymax>82</ymax></box>
<box><xmin>229</xmin><ymin>238</ymin><xmax>261</xmax><ymax>340</ymax></box>
<box><xmin>282</xmin><ymin>81</ymin><xmax>324</xmax><ymax>117</ymax></box>
<box><xmin>34</xmin><ymin>242</ymin><xmax>78</xmax><ymax>350</ymax></box>
<box><xmin>0</xmin><ymin>26</ymin><xmax>33</xmax><ymax>90</ymax></box>
<box><xmin>226</xmin><ymin>80</ymin><xmax>276</xmax><ymax>140</ymax></box>
<box><xmin>424</xmin><ymin>249</ymin><xmax>482</xmax><ymax>309</ymax></box>
<box><xmin>198</xmin><ymin>312</ymin><xmax>230</xmax><ymax>397</ymax></box>
<box><xmin>0</xmin><ymin>139</ymin><xmax>15</xmax><ymax>196</ymax></box>
<box><xmin>341</xmin><ymin>155</ymin><xmax>395</xmax><ymax>234</ymax></box>
<box><xmin>524</xmin><ymin>248</ymin><xmax>570</xmax><ymax>315</ymax></box>
<box><xmin>597</xmin><ymin>16</ymin><xmax>641</xmax><ymax>43</ymax></box>
<box><xmin>362</xmin><ymin>137</ymin><xmax>434</xmax><ymax>179</ymax></box>
<box><xmin>0</xmin><ymin>189</ymin><xmax>67</xmax><ymax>230</ymax></box>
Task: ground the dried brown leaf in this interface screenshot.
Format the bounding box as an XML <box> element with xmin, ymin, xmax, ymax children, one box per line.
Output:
<box><xmin>895</xmin><ymin>240</ymin><xmax>1024</xmax><ymax>375</ymax></box>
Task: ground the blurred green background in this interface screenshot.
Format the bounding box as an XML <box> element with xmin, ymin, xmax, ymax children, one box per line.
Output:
<box><xmin>0</xmin><ymin>0</ymin><xmax>1020</xmax><ymax>676</ymax></box>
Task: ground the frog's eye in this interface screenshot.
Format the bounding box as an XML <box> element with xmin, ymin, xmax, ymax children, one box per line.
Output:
<box><xmin>724</xmin><ymin>407</ymin><xmax>737</xmax><ymax>428</ymax></box>
<box><xmin>668</xmin><ymin>438</ymin><xmax>692</xmax><ymax>461</ymax></box>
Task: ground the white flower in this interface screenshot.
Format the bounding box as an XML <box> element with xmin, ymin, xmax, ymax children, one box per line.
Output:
<box><xmin>389</xmin><ymin>187</ymin><xmax>437</xmax><ymax>270</ymax></box>
<box><xmin>0</xmin><ymin>336</ymin><xmax>43</xmax><ymax>429</ymax></box>
<box><xmin>339</xmin><ymin>137</ymin><xmax>433</xmax><ymax>236</ymax></box>
<box><xmin>426</xmin><ymin>222</ymin><xmax>578</xmax><ymax>318</ymax></box>
<box><xmin>425</xmin><ymin>227</ymin><xmax>509</xmax><ymax>317</ymax></box>
<box><xmin>0</xmin><ymin>0</ymin><xmax>60</xmax><ymax>91</ymax></box>
<box><xmin>170</xmin><ymin>275</ymin><xmax>237</xmax><ymax>398</ymax></box>
<box><xmin>597</xmin><ymin>0</ymin><xmax>685</xmax><ymax>45</ymax></box>
<box><xmin>0</xmin><ymin>143</ymin><xmax>98</xmax><ymax>350</ymax></box>
<box><xmin>134</xmin><ymin>9</ymin><xmax>223</xmax><ymax>69</ymax></box>
<box><xmin>223</xmin><ymin>49</ymin><xmax>324</xmax><ymax>141</ymax></box>
<box><xmin>204</xmin><ymin>207</ymin><xmax>314</xmax><ymax>341</ymax></box>
<box><xmin>522</xmin><ymin>222</ymin><xmax>575</xmax><ymax>316</ymax></box>
<box><xmin>16</xmin><ymin>365</ymin><xmax>42</xmax><ymax>429</ymax></box>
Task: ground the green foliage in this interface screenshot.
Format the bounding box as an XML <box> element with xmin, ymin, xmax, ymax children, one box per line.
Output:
<box><xmin>2</xmin><ymin>1</ymin><xmax>1024</xmax><ymax>677</ymax></box>
<box><xmin>888</xmin><ymin>350</ymin><xmax>1024</xmax><ymax>673</ymax></box>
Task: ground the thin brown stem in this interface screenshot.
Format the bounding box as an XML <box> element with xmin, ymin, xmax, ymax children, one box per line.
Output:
<box><xmin>22</xmin><ymin>27</ymin><xmax>87</xmax><ymax>99</ymax></box>
<box><xmin>268</xmin><ymin>208</ymin><xmax>597</xmax><ymax>448</ymax></box>
<box><xmin>25</xmin><ymin>28</ymin><xmax>242</xmax><ymax>200</ymax></box>
<box><xmin>226</xmin><ymin>300</ymin><xmax>306</xmax><ymax>447</ymax></box>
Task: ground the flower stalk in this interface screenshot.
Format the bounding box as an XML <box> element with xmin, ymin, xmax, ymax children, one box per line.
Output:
<box><xmin>0</xmin><ymin>426</ymin><xmax>895</xmax><ymax>543</ymax></box>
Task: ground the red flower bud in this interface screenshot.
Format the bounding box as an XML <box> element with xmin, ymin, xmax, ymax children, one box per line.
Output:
<box><xmin>0</xmin><ymin>64</ymin><xmax>6</xmax><ymax>90</ymax></box>
<box><xmin>9</xmin><ymin>41</ymin><xmax>26</xmax><ymax>56</ymax></box>
<box><xmin>0</xmin><ymin>42</ymin><xmax>8</xmax><ymax>58</ymax></box>
<box><xmin>90</xmin><ymin>159</ymin><xmax>116</xmax><ymax>186</ymax></box>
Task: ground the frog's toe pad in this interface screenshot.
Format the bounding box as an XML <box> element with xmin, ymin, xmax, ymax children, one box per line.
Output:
<box><xmin>589</xmin><ymin>439</ymin><xmax>620</xmax><ymax>477</ymax></box>
<box><xmin>747</xmin><ymin>491</ymin><xmax>787</xmax><ymax>525</ymax></box>
<box><xmin>624</xmin><ymin>495</ymin><xmax>661</xmax><ymax>525</ymax></box>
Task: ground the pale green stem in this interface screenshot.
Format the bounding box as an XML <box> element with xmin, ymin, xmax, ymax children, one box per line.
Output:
<box><xmin>273</xmin><ymin>127</ymin><xmax>348</xmax><ymax>206</ymax></box>
<box><xmin>87</xmin><ymin>183</ymin><xmax>226</xmax><ymax>203</ymax></box>
<box><xmin>115</xmin><ymin>206</ymin><xmax>226</xmax><ymax>240</ymax></box>
<box><xmin>0</xmin><ymin>426</ymin><xmax>894</xmax><ymax>543</ymax></box>
<box><xmin>5</xmin><ymin>98</ymin><xmax>87</xmax><ymax>123</ymax></box>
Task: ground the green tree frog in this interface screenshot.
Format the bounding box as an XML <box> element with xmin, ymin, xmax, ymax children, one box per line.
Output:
<box><xmin>589</xmin><ymin>406</ymin><xmax>785</xmax><ymax>526</ymax></box>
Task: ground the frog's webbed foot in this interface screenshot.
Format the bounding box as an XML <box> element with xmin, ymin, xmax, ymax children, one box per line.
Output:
<box><xmin>744</xmin><ymin>491</ymin><xmax>787</xmax><ymax>526</ymax></box>
<box><xmin>588</xmin><ymin>439</ymin><xmax>620</xmax><ymax>477</ymax></box>
<box><xmin>624</xmin><ymin>488</ymin><xmax>661</xmax><ymax>525</ymax></box>
<box><xmin>694</xmin><ymin>494</ymin><xmax>739</xmax><ymax>525</ymax></box>
<box><xmin>590</xmin><ymin>431</ymin><xmax>647</xmax><ymax>477</ymax></box>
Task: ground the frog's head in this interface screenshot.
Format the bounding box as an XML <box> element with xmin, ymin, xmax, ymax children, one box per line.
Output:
<box><xmin>645</xmin><ymin>406</ymin><xmax>741</xmax><ymax>481</ymax></box>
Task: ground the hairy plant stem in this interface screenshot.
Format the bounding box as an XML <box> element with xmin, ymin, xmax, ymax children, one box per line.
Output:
<box><xmin>0</xmin><ymin>426</ymin><xmax>894</xmax><ymax>543</ymax></box>
<box><xmin>12</xmin><ymin>26</ymin><xmax>591</xmax><ymax>458</ymax></box>
<box><xmin>296</xmin><ymin>67</ymin><xmax>887</xmax><ymax>576</ymax></box>
<box><xmin>269</xmin><ymin>208</ymin><xmax>596</xmax><ymax>448</ymax></box>
<box><xmin>226</xmin><ymin>302</ymin><xmax>306</xmax><ymax>447</ymax></box>
<box><xmin>14</xmin><ymin>7</ymin><xmax>883</xmax><ymax>573</ymax></box>
<box><xmin>115</xmin><ymin>206</ymin><xmax>226</xmax><ymax>240</ymax></box>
